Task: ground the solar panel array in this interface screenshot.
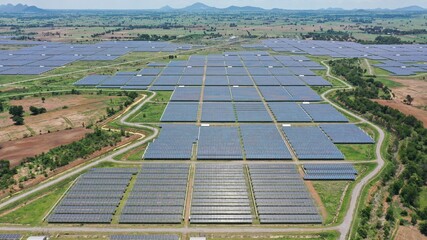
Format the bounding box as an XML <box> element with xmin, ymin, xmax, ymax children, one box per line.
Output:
<box><xmin>303</xmin><ymin>164</ymin><xmax>358</xmax><ymax>180</ymax></box>
<box><xmin>190</xmin><ymin>165</ymin><xmax>253</xmax><ymax>224</ymax></box>
<box><xmin>0</xmin><ymin>234</ymin><xmax>22</xmax><ymax>240</ymax></box>
<box><xmin>197</xmin><ymin>126</ymin><xmax>243</xmax><ymax>160</ymax></box>
<box><xmin>268</xmin><ymin>102</ymin><xmax>312</xmax><ymax>122</ymax></box>
<box><xmin>283</xmin><ymin>126</ymin><xmax>344</xmax><ymax>160</ymax></box>
<box><xmin>240</xmin><ymin>125</ymin><xmax>292</xmax><ymax>160</ymax></box>
<box><xmin>161</xmin><ymin>102</ymin><xmax>199</xmax><ymax>122</ymax></box>
<box><xmin>320</xmin><ymin>124</ymin><xmax>375</xmax><ymax>144</ymax></box>
<box><xmin>119</xmin><ymin>164</ymin><xmax>189</xmax><ymax>224</ymax></box>
<box><xmin>110</xmin><ymin>235</ymin><xmax>179</xmax><ymax>240</ymax></box>
<box><xmin>0</xmin><ymin>40</ymin><xmax>191</xmax><ymax>75</ymax></box>
<box><xmin>249</xmin><ymin>164</ymin><xmax>322</xmax><ymax>224</ymax></box>
<box><xmin>144</xmin><ymin>125</ymin><xmax>198</xmax><ymax>160</ymax></box>
<box><xmin>301</xmin><ymin>104</ymin><xmax>348</xmax><ymax>122</ymax></box>
<box><xmin>48</xmin><ymin>168</ymin><xmax>137</xmax><ymax>223</ymax></box>
<box><xmin>244</xmin><ymin>38</ymin><xmax>427</xmax><ymax>76</ymax></box>
<box><xmin>74</xmin><ymin>51</ymin><xmax>331</xmax><ymax>91</ymax></box>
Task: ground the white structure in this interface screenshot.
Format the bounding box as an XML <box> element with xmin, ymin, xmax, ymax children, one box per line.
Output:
<box><xmin>190</xmin><ymin>238</ymin><xmax>206</xmax><ymax>240</ymax></box>
<box><xmin>27</xmin><ymin>237</ymin><xmax>48</xmax><ymax>240</ymax></box>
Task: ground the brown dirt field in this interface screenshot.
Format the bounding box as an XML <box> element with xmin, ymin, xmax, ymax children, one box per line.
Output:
<box><xmin>395</xmin><ymin>226</ymin><xmax>427</xmax><ymax>240</ymax></box>
<box><xmin>0</xmin><ymin>95</ymin><xmax>122</xmax><ymax>142</ymax></box>
<box><xmin>0</xmin><ymin>128</ymin><xmax>92</xmax><ymax>167</ymax></box>
<box><xmin>0</xmin><ymin>134</ymin><xmax>139</xmax><ymax>199</ymax></box>
<box><xmin>390</xmin><ymin>77</ymin><xmax>427</xmax><ymax>108</ymax></box>
<box><xmin>374</xmin><ymin>99</ymin><xmax>427</xmax><ymax>127</ymax></box>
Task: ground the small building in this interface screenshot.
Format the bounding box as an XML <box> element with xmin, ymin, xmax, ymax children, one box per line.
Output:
<box><xmin>27</xmin><ymin>237</ymin><xmax>48</xmax><ymax>240</ymax></box>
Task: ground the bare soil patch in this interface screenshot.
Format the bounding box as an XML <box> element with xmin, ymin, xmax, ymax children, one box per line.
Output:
<box><xmin>395</xmin><ymin>226</ymin><xmax>427</xmax><ymax>240</ymax></box>
<box><xmin>390</xmin><ymin>77</ymin><xmax>427</xmax><ymax>108</ymax></box>
<box><xmin>0</xmin><ymin>128</ymin><xmax>92</xmax><ymax>167</ymax></box>
<box><xmin>374</xmin><ymin>99</ymin><xmax>427</xmax><ymax>127</ymax></box>
<box><xmin>0</xmin><ymin>95</ymin><xmax>121</xmax><ymax>142</ymax></box>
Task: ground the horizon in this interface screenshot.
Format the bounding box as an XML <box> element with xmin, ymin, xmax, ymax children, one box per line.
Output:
<box><xmin>1</xmin><ymin>0</ymin><xmax>427</xmax><ymax>10</ymax></box>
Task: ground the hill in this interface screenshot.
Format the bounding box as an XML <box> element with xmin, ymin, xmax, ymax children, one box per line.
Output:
<box><xmin>0</xmin><ymin>3</ymin><xmax>45</xmax><ymax>13</ymax></box>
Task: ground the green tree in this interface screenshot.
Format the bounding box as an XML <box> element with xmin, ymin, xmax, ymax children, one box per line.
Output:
<box><xmin>12</xmin><ymin>115</ymin><xmax>24</xmax><ymax>125</ymax></box>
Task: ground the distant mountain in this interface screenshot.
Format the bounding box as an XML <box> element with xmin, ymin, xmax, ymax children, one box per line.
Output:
<box><xmin>225</xmin><ymin>5</ymin><xmax>265</xmax><ymax>12</ymax></box>
<box><xmin>181</xmin><ymin>2</ymin><xmax>218</xmax><ymax>12</ymax></box>
<box><xmin>153</xmin><ymin>3</ymin><xmax>427</xmax><ymax>13</ymax></box>
<box><xmin>0</xmin><ymin>3</ymin><xmax>45</xmax><ymax>13</ymax></box>
<box><xmin>159</xmin><ymin>5</ymin><xmax>175</xmax><ymax>11</ymax></box>
<box><xmin>394</xmin><ymin>5</ymin><xmax>426</xmax><ymax>12</ymax></box>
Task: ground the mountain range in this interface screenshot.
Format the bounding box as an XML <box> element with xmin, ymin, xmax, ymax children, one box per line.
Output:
<box><xmin>0</xmin><ymin>3</ymin><xmax>44</xmax><ymax>13</ymax></box>
<box><xmin>0</xmin><ymin>2</ymin><xmax>426</xmax><ymax>13</ymax></box>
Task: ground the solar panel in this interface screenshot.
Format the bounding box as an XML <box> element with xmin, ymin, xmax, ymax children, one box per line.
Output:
<box><xmin>161</xmin><ymin>102</ymin><xmax>199</xmax><ymax>122</ymax></box>
<box><xmin>283</xmin><ymin>126</ymin><xmax>344</xmax><ymax>160</ymax></box>
<box><xmin>201</xmin><ymin>102</ymin><xmax>235</xmax><ymax>122</ymax></box>
<box><xmin>144</xmin><ymin>125</ymin><xmax>198</xmax><ymax>159</ymax></box>
<box><xmin>197</xmin><ymin>127</ymin><xmax>243</xmax><ymax>160</ymax></box>
<box><xmin>234</xmin><ymin>102</ymin><xmax>272</xmax><ymax>122</ymax></box>
<box><xmin>240</xmin><ymin>125</ymin><xmax>292</xmax><ymax>160</ymax></box>
<box><xmin>268</xmin><ymin>102</ymin><xmax>312</xmax><ymax>122</ymax></box>
<box><xmin>320</xmin><ymin>124</ymin><xmax>374</xmax><ymax>144</ymax></box>
<box><xmin>301</xmin><ymin>104</ymin><xmax>348</xmax><ymax>122</ymax></box>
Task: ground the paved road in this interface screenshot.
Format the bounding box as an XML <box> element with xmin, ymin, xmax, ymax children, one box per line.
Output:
<box><xmin>0</xmin><ymin>91</ymin><xmax>158</xmax><ymax>210</ymax></box>
<box><xmin>0</xmin><ymin>61</ymin><xmax>386</xmax><ymax>240</ymax></box>
<box><xmin>321</xmin><ymin>60</ymin><xmax>385</xmax><ymax>240</ymax></box>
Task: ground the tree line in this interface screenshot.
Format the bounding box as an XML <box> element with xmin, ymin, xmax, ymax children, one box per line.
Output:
<box><xmin>330</xmin><ymin>58</ymin><xmax>427</xmax><ymax>238</ymax></box>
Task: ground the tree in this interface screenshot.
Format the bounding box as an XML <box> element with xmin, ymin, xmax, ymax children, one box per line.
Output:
<box><xmin>420</xmin><ymin>221</ymin><xmax>427</xmax><ymax>236</ymax></box>
<box><xmin>29</xmin><ymin>106</ymin><xmax>47</xmax><ymax>115</ymax></box>
<box><xmin>8</xmin><ymin>105</ymin><xmax>24</xmax><ymax>117</ymax></box>
<box><xmin>9</xmin><ymin>105</ymin><xmax>25</xmax><ymax>125</ymax></box>
<box><xmin>41</xmin><ymin>97</ymin><xmax>46</xmax><ymax>103</ymax></box>
<box><xmin>12</xmin><ymin>115</ymin><xmax>24</xmax><ymax>125</ymax></box>
<box><xmin>404</xmin><ymin>95</ymin><xmax>414</xmax><ymax>105</ymax></box>
<box><xmin>0</xmin><ymin>101</ymin><xmax>4</xmax><ymax>112</ymax></box>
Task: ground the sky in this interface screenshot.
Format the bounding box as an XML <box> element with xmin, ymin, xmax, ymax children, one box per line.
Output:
<box><xmin>1</xmin><ymin>0</ymin><xmax>427</xmax><ymax>10</ymax></box>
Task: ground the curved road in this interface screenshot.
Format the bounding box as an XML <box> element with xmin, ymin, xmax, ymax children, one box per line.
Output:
<box><xmin>0</xmin><ymin>62</ymin><xmax>386</xmax><ymax>240</ymax></box>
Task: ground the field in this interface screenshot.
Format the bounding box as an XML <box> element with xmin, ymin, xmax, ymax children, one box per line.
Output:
<box><xmin>374</xmin><ymin>99</ymin><xmax>427</xmax><ymax>126</ymax></box>
<box><xmin>0</xmin><ymin>94</ymin><xmax>127</xmax><ymax>142</ymax></box>
<box><xmin>0</xmin><ymin>128</ymin><xmax>92</xmax><ymax>167</ymax></box>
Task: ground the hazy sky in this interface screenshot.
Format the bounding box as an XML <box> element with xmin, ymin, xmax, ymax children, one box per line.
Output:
<box><xmin>1</xmin><ymin>0</ymin><xmax>427</xmax><ymax>10</ymax></box>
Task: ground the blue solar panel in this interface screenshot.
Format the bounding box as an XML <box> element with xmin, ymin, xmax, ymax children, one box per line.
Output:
<box><xmin>259</xmin><ymin>86</ymin><xmax>293</xmax><ymax>101</ymax></box>
<box><xmin>268</xmin><ymin>102</ymin><xmax>312</xmax><ymax>122</ymax></box>
<box><xmin>234</xmin><ymin>102</ymin><xmax>272</xmax><ymax>122</ymax></box>
<box><xmin>285</xmin><ymin>86</ymin><xmax>322</xmax><ymax>102</ymax></box>
<box><xmin>283</xmin><ymin>126</ymin><xmax>344</xmax><ymax>160</ymax></box>
<box><xmin>144</xmin><ymin>125</ymin><xmax>198</xmax><ymax>160</ymax></box>
<box><xmin>301</xmin><ymin>104</ymin><xmax>348</xmax><ymax>122</ymax></box>
<box><xmin>170</xmin><ymin>87</ymin><xmax>201</xmax><ymax>101</ymax></box>
<box><xmin>161</xmin><ymin>102</ymin><xmax>199</xmax><ymax>122</ymax></box>
<box><xmin>241</xmin><ymin>125</ymin><xmax>292</xmax><ymax>160</ymax></box>
<box><xmin>205</xmin><ymin>75</ymin><xmax>229</xmax><ymax>86</ymax></box>
<box><xmin>74</xmin><ymin>75</ymin><xmax>109</xmax><ymax>86</ymax></box>
<box><xmin>231</xmin><ymin>87</ymin><xmax>261</xmax><ymax>101</ymax></box>
<box><xmin>320</xmin><ymin>124</ymin><xmax>374</xmax><ymax>144</ymax></box>
<box><xmin>201</xmin><ymin>102</ymin><xmax>235</xmax><ymax>122</ymax></box>
<box><xmin>203</xmin><ymin>86</ymin><xmax>232</xmax><ymax>101</ymax></box>
<box><xmin>197</xmin><ymin>127</ymin><xmax>243</xmax><ymax>160</ymax></box>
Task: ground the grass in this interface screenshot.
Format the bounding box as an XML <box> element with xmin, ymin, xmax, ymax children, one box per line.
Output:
<box><xmin>420</xmin><ymin>186</ymin><xmax>427</xmax><ymax>210</ymax></box>
<box><xmin>0</xmin><ymin>180</ymin><xmax>72</xmax><ymax>225</ymax></box>
<box><xmin>375</xmin><ymin>77</ymin><xmax>403</xmax><ymax>88</ymax></box>
<box><xmin>337</xmin><ymin>144</ymin><xmax>376</xmax><ymax>161</ymax></box>
<box><xmin>312</xmin><ymin>181</ymin><xmax>349</xmax><ymax>224</ymax></box>
<box><xmin>128</xmin><ymin>91</ymin><xmax>172</xmax><ymax>123</ymax></box>
<box><xmin>202</xmin><ymin>231</ymin><xmax>340</xmax><ymax>240</ymax></box>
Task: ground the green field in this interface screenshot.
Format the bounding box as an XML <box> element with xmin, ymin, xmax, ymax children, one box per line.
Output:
<box><xmin>337</xmin><ymin>144</ymin><xmax>376</xmax><ymax>161</ymax></box>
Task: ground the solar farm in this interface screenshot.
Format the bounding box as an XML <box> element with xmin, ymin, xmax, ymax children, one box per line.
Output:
<box><xmin>8</xmin><ymin>33</ymin><xmax>425</xmax><ymax>240</ymax></box>
<box><xmin>244</xmin><ymin>39</ymin><xmax>427</xmax><ymax>76</ymax></box>
<box><xmin>0</xmin><ymin>40</ymin><xmax>191</xmax><ymax>75</ymax></box>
